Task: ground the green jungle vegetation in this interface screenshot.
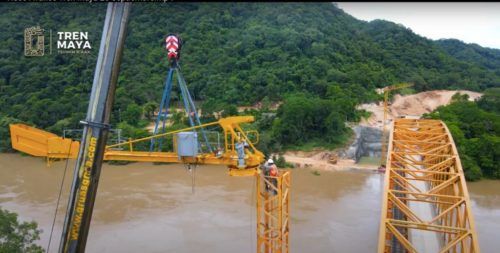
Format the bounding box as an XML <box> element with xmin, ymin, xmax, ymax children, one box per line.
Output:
<box><xmin>1</xmin><ymin>3</ymin><xmax>499</xmax><ymax>180</ymax></box>
<box><xmin>0</xmin><ymin>207</ymin><xmax>43</xmax><ymax>253</ymax></box>
<box><xmin>424</xmin><ymin>88</ymin><xmax>500</xmax><ymax>181</ymax></box>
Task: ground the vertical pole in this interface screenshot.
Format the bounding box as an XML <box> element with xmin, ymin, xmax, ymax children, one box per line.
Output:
<box><xmin>380</xmin><ymin>90</ymin><xmax>389</xmax><ymax>166</ymax></box>
<box><xmin>150</xmin><ymin>68</ymin><xmax>174</xmax><ymax>151</ymax></box>
<box><xmin>59</xmin><ymin>3</ymin><xmax>131</xmax><ymax>253</ymax></box>
<box><xmin>177</xmin><ymin>70</ymin><xmax>212</xmax><ymax>152</ymax></box>
<box><xmin>157</xmin><ymin>68</ymin><xmax>175</xmax><ymax>151</ymax></box>
<box><xmin>118</xmin><ymin>129</ymin><xmax>122</xmax><ymax>144</ymax></box>
<box><xmin>256</xmin><ymin>173</ymin><xmax>261</xmax><ymax>253</ymax></box>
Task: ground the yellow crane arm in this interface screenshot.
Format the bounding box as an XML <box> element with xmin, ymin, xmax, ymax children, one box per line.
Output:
<box><xmin>380</xmin><ymin>82</ymin><xmax>414</xmax><ymax>166</ymax></box>
<box><xmin>383</xmin><ymin>82</ymin><xmax>413</xmax><ymax>92</ymax></box>
<box><xmin>9</xmin><ymin>116</ymin><xmax>264</xmax><ymax>177</ymax></box>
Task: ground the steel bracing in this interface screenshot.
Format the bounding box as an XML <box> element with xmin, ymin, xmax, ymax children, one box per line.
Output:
<box><xmin>378</xmin><ymin>118</ymin><xmax>480</xmax><ymax>253</ymax></box>
<box><xmin>257</xmin><ymin>171</ymin><xmax>290</xmax><ymax>253</ymax></box>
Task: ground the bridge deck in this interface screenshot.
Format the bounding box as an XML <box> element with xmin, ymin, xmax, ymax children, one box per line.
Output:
<box><xmin>378</xmin><ymin>119</ymin><xmax>480</xmax><ymax>253</ymax></box>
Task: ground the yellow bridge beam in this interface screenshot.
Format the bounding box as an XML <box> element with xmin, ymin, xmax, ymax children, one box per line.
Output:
<box><xmin>378</xmin><ymin>118</ymin><xmax>480</xmax><ymax>253</ymax></box>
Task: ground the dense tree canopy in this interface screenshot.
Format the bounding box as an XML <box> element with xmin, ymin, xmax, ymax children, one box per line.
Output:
<box><xmin>424</xmin><ymin>90</ymin><xmax>500</xmax><ymax>180</ymax></box>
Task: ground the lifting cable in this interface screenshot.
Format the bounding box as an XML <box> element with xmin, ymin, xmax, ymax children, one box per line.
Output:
<box><xmin>46</xmin><ymin>143</ymin><xmax>73</xmax><ymax>252</ymax></box>
<box><xmin>185</xmin><ymin>163</ymin><xmax>197</xmax><ymax>194</ymax></box>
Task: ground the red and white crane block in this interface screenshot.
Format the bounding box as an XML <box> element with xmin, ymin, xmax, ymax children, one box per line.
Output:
<box><xmin>165</xmin><ymin>35</ymin><xmax>181</xmax><ymax>60</ymax></box>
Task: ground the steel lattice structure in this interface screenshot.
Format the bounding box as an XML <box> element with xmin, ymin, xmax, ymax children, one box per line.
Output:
<box><xmin>378</xmin><ymin>118</ymin><xmax>480</xmax><ymax>253</ymax></box>
<box><xmin>257</xmin><ymin>171</ymin><xmax>290</xmax><ymax>253</ymax></box>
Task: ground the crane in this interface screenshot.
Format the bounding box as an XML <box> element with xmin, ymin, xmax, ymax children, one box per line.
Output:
<box><xmin>9</xmin><ymin>2</ymin><xmax>289</xmax><ymax>253</ymax></box>
<box><xmin>379</xmin><ymin>83</ymin><xmax>413</xmax><ymax>168</ymax></box>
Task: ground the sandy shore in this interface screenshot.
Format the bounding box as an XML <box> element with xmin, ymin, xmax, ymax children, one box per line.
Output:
<box><xmin>282</xmin><ymin>151</ymin><xmax>377</xmax><ymax>172</ymax></box>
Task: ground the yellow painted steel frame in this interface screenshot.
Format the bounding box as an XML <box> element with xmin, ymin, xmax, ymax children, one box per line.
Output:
<box><xmin>378</xmin><ymin>119</ymin><xmax>480</xmax><ymax>253</ymax></box>
<box><xmin>257</xmin><ymin>170</ymin><xmax>290</xmax><ymax>253</ymax></box>
<box><xmin>9</xmin><ymin>116</ymin><xmax>265</xmax><ymax>176</ymax></box>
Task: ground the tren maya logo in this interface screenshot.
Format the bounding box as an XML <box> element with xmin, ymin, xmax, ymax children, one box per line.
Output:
<box><xmin>24</xmin><ymin>26</ymin><xmax>44</xmax><ymax>56</ymax></box>
<box><xmin>24</xmin><ymin>26</ymin><xmax>92</xmax><ymax>57</ymax></box>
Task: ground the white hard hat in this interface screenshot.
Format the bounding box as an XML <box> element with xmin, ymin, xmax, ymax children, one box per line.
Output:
<box><xmin>267</xmin><ymin>159</ymin><xmax>274</xmax><ymax>164</ymax></box>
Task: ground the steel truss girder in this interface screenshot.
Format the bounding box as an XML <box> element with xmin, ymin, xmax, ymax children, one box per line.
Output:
<box><xmin>378</xmin><ymin>118</ymin><xmax>480</xmax><ymax>253</ymax></box>
<box><xmin>256</xmin><ymin>171</ymin><xmax>290</xmax><ymax>253</ymax></box>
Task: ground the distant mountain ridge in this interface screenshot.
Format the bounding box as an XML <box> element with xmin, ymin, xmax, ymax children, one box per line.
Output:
<box><xmin>435</xmin><ymin>39</ymin><xmax>500</xmax><ymax>71</ymax></box>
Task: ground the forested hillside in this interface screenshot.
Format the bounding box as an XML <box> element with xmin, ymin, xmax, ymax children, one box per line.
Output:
<box><xmin>436</xmin><ymin>39</ymin><xmax>500</xmax><ymax>72</ymax></box>
<box><xmin>1</xmin><ymin>3</ymin><xmax>500</xmax><ymax>153</ymax></box>
<box><xmin>424</xmin><ymin>89</ymin><xmax>500</xmax><ymax>180</ymax></box>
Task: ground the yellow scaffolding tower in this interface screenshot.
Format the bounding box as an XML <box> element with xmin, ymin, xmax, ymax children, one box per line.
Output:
<box><xmin>378</xmin><ymin>118</ymin><xmax>480</xmax><ymax>253</ymax></box>
<box><xmin>256</xmin><ymin>170</ymin><xmax>290</xmax><ymax>253</ymax></box>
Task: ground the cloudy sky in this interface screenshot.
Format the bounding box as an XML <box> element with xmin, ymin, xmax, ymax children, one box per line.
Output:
<box><xmin>336</xmin><ymin>2</ymin><xmax>500</xmax><ymax>49</ymax></box>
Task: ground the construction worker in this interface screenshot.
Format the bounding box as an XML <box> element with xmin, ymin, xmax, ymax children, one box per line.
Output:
<box><xmin>235</xmin><ymin>138</ymin><xmax>246</xmax><ymax>168</ymax></box>
<box><xmin>262</xmin><ymin>158</ymin><xmax>278</xmax><ymax>195</ymax></box>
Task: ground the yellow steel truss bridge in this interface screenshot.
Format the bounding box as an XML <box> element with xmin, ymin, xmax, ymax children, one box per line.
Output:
<box><xmin>378</xmin><ymin>118</ymin><xmax>480</xmax><ymax>253</ymax></box>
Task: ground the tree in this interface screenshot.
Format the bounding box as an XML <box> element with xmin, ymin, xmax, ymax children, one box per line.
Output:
<box><xmin>221</xmin><ymin>104</ymin><xmax>238</xmax><ymax>117</ymax></box>
<box><xmin>451</xmin><ymin>92</ymin><xmax>469</xmax><ymax>102</ymax></box>
<box><xmin>0</xmin><ymin>115</ymin><xmax>21</xmax><ymax>153</ymax></box>
<box><xmin>0</xmin><ymin>208</ymin><xmax>44</xmax><ymax>253</ymax></box>
<box><xmin>143</xmin><ymin>102</ymin><xmax>158</xmax><ymax>121</ymax></box>
<box><xmin>477</xmin><ymin>88</ymin><xmax>500</xmax><ymax>114</ymax></box>
<box><xmin>122</xmin><ymin>103</ymin><xmax>143</xmax><ymax>126</ymax></box>
<box><xmin>424</xmin><ymin>97</ymin><xmax>500</xmax><ymax>180</ymax></box>
<box><xmin>271</xmin><ymin>92</ymin><xmax>351</xmax><ymax>148</ymax></box>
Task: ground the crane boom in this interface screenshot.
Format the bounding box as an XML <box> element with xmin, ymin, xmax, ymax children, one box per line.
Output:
<box><xmin>380</xmin><ymin>83</ymin><xmax>413</xmax><ymax>166</ymax></box>
<box><xmin>9</xmin><ymin>116</ymin><xmax>265</xmax><ymax>176</ymax></box>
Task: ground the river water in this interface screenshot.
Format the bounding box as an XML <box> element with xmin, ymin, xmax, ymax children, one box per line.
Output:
<box><xmin>0</xmin><ymin>153</ymin><xmax>498</xmax><ymax>253</ymax></box>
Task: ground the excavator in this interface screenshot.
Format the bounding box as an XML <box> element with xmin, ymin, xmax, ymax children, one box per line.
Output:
<box><xmin>9</xmin><ymin>3</ymin><xmax>289</xmax><ymax>253</ymax></box>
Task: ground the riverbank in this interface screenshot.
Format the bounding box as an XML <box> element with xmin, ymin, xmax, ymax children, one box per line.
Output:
<box><xmin>282</xmin><ymin>150</ymin><xmax>378</xmax><ymax>171</ymax></box>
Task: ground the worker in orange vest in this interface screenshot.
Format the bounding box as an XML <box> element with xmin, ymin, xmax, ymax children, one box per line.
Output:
<box><xmin>268</xmin><ymin>159</ymin><xmax>278</xmax><ymax>177</ymax></box>
<box><xmin>263</xmin><ymin>158</ymin><xmax>278</xmax><ymax>195</ymax></box>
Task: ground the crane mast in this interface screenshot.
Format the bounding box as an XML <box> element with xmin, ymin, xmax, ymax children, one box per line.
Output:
<box><xmin>58</xmin><ymin>3</ymin><xmax>131</xmax><ymax>252</ymax></box>
<box><xmin>379</xmin><ymin>83</ymin><xmax>413</xmax><ymax>167</ymax></box>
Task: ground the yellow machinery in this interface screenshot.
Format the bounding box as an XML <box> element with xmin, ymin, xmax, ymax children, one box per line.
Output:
<box><xmin>10</xmin><ymin>116</ymin><xmax>263</xmax><ymax>176</ymax></box>
<box><xmin>9</xmin><ymin>116</ymin><xmax>290</xmax><ymax>252</ymax></box>
<box><xmin>9</xmin><ymin>124</ymin><xmax>80</xmax><ymax>161</ymax></box>
<box><xmin>378</xmin><ymin>118</ymin><xmax>480</xmax><ymax>252</ymax></box>
<box><xmin>380</xmin><ymin>83</ymin><xmax>413</xmax><ymax>166</ymax></box>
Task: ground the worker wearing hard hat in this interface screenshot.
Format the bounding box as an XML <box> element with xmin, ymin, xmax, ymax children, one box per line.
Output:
<box><xmin>235</xmin><ymin>137</ymin><xmax>247</xmax><ymax>169</ymax></box>
<box><xmin>266</xmin><ymin>159</ymin><xmax>278</xmax><ymax>177</ymax></box>
<box><xmin>262</xmin><ymin>158</ymin><xmax>278</xmax><ymax>195</ymax></box>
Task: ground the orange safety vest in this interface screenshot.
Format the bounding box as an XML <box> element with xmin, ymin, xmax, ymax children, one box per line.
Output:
<box><xmin>269</xmin><ymin>165</ymin><xmax>278</xmax><ymax>177</ymax></box>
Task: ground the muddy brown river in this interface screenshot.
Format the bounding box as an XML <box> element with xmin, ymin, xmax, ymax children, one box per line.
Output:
<box><xmin>0</xmin><ymin>153</ymin><xmax>499</xmax><ymax>253</ymax></box>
